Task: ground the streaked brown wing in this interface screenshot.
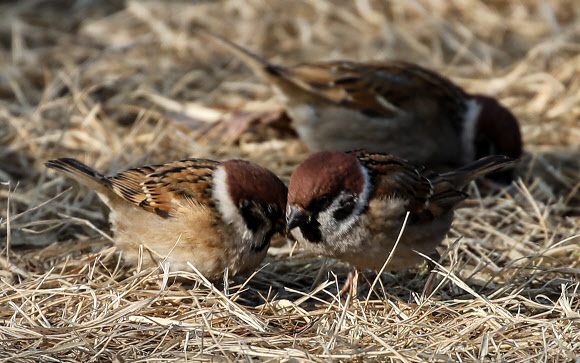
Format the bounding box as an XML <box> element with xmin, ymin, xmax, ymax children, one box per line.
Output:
<box><xmin>108</xmin><ymin>159</ymin><xmax>221</xmax><ymax>217</ymax></box>
<box><xmin>350</xmin><ymin>151</ymin><xmax>467</xmax><ymax>221</ymax></box>
<box><xmin>285</xmin><ymin>61</ymin><xmax>468</xmax><ymax>129</ymax></box>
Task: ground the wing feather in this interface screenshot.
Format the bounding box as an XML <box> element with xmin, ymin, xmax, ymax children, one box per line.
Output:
<box><xmin>108</xmin><ymin>159</ymin><xmax>220</xmax><ymax>217</ymax></box>
<box><xmin>349</xmin><ymin>151</ymin><xmax>467</xmax><ymax>222</ymax></box>
<box><xmin>281</xmin><ymin>61</ymin><xmax>468</xmax><ymax>130</ymax></box>
<box><xmin>203</xmin><ymin>33</ymin><xmax>470</xmax><ymax>131</ymax></box>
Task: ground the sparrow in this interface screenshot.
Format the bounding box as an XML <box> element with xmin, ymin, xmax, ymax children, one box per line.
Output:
<box><xmin>201</xmin><ymin>32</ymin><xmax>522</xmax><ymax>181</ymax></box>
<box><xmin>46</xmin><ymin>157</ymin><xmax>287</xmax><ymax>281</ymax></box>
<box><xmin>286</xmin><ymin>150</ymin><xmax>517</xmax><ymax>294</ymax></box>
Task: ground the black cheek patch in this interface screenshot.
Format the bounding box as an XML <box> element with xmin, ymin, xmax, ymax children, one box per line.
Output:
<box><xmin>239</xmin><ymin>202</ymin><xmax>262</xmax><ymax>233</ymax></box>
<box><xmin>333</xmin><ymin>198</ymin><xmax>356</xmax><ymax>221</ymax></box>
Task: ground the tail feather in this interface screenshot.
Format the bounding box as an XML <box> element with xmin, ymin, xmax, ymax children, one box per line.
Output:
<box><xmin>199</xmin><ymin>30</ymin><xmax>284</xmax><ymax>79</ymax></box>
<box><xmin>441</xmin><ymin>155</ymin><xmax>518</xmax><ymax>188</ymax></box>
<box><xmin>45</xmin><ymin>158</ymin><xmax>112</xmax><ymax>194</ymax></box>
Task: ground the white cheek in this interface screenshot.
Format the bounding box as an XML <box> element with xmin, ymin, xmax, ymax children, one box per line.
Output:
<box><xmin>318</xmin><ymin>206</ymin><xmax>341</xmax><ymax>236</ymax></box>
<box><xmin>213</xmin><ymin>167</ymin><xmax>240</xmax><ymax>223</ymax></box>
<box><xmin>318</xmin><ymin>198</ymin><xmax>360</xmax><ymax>240</ymax></box>
<box><xmin>213</xmin><ymin>167</ymin><xmax>251</xmax><ymax>240</ymax></box>
<box><xmin>213</xmin><ymin>166</ymin><xmax>273</xmax><ymax>246</ymax></box>
<box><xmin>320</xmin><ymin>164</ymin><xmax>372</xmax><ymax>241</ymax></box>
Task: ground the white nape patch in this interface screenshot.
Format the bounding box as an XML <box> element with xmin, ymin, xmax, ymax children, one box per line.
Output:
<box><xmin>461</xmin><ymin>98</ymin><xmax>483</xmax><ymax>164</ymax></box>
<box><xmin>212</xmin><ymin>166</ymin><xmax>253</xmax><ymax>241</ymax></box>
<box><xmin>353</xmin><ymin>164</ymin><xmax>372</xmax><ymax>221</ymax></box>
<box><xmin>318</xmin><ymin>163</ymin><xmax>372</xmax><ymax>240</ymax></box>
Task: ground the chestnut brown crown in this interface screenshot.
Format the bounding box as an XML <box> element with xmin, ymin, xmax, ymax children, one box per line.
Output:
<box><xmin>223</xmin><ymin>159</ymin><xmax>288</xmax><ymax>215</ymax></box>
<box><xmin>288</xmin><ymin>151</ymin><xmax>365</xmax><ymax>211</ymax></box>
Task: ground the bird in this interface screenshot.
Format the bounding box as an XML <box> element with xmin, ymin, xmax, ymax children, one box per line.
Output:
<box><xmin>285</xmin><ymin>150</ymin><xmax>518</xmax><ymax>295</ymax></box>
<box><xmin>201</xmin><ymin>32</ymin><xmax>522</xmax><ymax>182</ymax></box>
<box><xmin>46</xmin><ymin>157</ymin><xmax>288</xmax><ymax>281</ymax></box>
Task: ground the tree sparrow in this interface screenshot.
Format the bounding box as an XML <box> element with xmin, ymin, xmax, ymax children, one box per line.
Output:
<box><xmin>46</xmin><ymin>157</ymin><xmax>287</xmax><ymax>281</ymax></box>
<box><xmin>202</xmin><ymin>33</ymin><xmax>522</xmax><ymax>181</ymax></box>
<box><xmin>286</xmin><ymin>151</ymin><xmax>517</xmax><ymax>293</ymax></box>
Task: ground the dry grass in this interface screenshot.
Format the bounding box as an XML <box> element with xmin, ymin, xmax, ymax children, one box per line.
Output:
<box><xmin>1</xmin><ymin>0</ymin><xmax>579</xmax><ymax>361</ymax></box>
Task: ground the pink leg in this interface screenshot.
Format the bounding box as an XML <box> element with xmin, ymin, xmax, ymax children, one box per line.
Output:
<box><xmin>338</xmin><ymin>268</ymin><xmax>359</xmax><ymax>298</ymax></box>
<box><xmin>422</xmin><ymin>251</ymin><xmax>441</xmax><ymax>297</ymax></box>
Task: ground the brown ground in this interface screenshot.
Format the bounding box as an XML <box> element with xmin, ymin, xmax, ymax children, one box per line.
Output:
<box><xmin>1</xmin><ymin>0</ymin><xmax>579</xmax><ymax>361</ymax></box>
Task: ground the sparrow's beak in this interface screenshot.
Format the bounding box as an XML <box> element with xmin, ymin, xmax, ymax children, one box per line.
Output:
<box><xmin>286</xmin><ymin>206</ymin><xmax>310</xmax><ymax>232</ymax></box>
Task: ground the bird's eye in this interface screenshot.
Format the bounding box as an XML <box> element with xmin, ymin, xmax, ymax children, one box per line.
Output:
<box><xmin>314</xmin><ymin>194</ymin><xmax>332</xmax><ymax>210</ymax></box>
<box><xmin>266</xmin><ymin>204</ymin><xmax>279</xmax><ymax>216</ymax></box>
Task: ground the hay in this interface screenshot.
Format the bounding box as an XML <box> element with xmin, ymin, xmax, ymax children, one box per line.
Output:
<box><xmin>1</xmin><ymin>0</ymin><xmax>579</xmax><ymax>361</ymax></box>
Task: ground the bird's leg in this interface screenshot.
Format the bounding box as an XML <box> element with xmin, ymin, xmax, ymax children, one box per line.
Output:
<box><xmin>422</xmin><ymin>251</ymin><xmax>441</xmax><ymax>297</ymax></box>
<box><xmin>338</xmin><ymin>268</ymin><xmax>360</xmax><ymax>298</ymax></box>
